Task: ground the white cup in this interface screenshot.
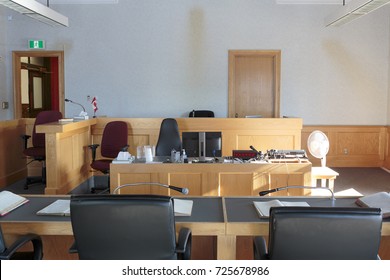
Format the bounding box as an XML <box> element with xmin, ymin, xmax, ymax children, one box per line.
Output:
<box><xmin>137</xmin><ymin>146</ymin><xmax>144</xmax><ymax>159</ymax></box>
<box><xmin>144</xmin><ymin>146</ymin><xmax>153</xmax><ymax>162</ymax></box>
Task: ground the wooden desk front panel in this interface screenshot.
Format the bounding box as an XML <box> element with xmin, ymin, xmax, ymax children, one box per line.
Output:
<box><xmin>110</xmin><ymin>162</ymin><xmax>312</xmax><ymax>196</ymax></box>
<box><xmin>37</xmin><ymin>120</ymin><xmax>96</xmax><ymax>194</ymax></box>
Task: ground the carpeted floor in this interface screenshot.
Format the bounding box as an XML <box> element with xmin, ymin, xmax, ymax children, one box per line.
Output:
<box><xmin>3</xmin><ymin>167</ymin><xmax>390</xmax><ymax>196</ymax></box>
<box><xmin>332</xmin><ymin>167</ymin><xmax>390</xmax><ymax>196</ymax></box>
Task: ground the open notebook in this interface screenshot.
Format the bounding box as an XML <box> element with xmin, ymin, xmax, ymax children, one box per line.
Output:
<box><xmin>36</xmin><ymin>198</ymin><xmax>194</xmax><ymax>217</ymax></box>
<box><xmin>253</xmin><ymin>199</ymin><xmax>310</xmax><ymax>218</ymax></box>
<box><xmin>355</xmin><ymin>192</ymin><xmax>390</xmax><ymax>218</ymax></box>
<box><xmin>0</xmin><ymin>190</ymin><xmax>29</xmax><ymax>216</ymax></box>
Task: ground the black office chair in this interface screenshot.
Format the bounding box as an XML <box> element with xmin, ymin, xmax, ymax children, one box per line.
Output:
<box><xmin>155</xmin><ymin>118</ymin><xmax>182</xmax><ymax>156</ymax></box>
<box><xmin>70</xmin><ymin>194</ymin><xmax>192</xmax><ymax>260</ymax></box>
<box><xmin>189</xmin><ymin>110</ymin><xmax>214</xmax><ymax>117</ymax></box>
<box><xmin>0</xmin><ymin>226</ymin><xmax>43</xmax><ymax>260</ymax></box>
<box><xmin>88</xmin><ymin>121</ymin><xmax>128</xmax><ymax>193</ymax></box>
<box><xmin>253</xmin><ymin>207</ymin><xmax>382</xmax><ymax>260</ymax></box>
<box><xmin>22</xmin><ymin>110</ymin><xmax>63</xmax><ymax>189</ymax></box>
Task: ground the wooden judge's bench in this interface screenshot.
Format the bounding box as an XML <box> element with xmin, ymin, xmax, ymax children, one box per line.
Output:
<box><xmin>34</xmin><ymin>117</ymin><xmax>307</xmax><ymax>195</ymax></box>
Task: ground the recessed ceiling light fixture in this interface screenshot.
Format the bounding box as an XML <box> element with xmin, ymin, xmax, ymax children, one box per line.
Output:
<box><xmin>0</xmin><ymin>0</ymin><xmax>69</xmax><ymax>27</ymax></box>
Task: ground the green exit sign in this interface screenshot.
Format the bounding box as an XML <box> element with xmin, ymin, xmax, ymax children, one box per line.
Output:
<box><xmin>28</xmin><ymin>40</ymin><xmax>45</xmax><ymax>49</ymax></box>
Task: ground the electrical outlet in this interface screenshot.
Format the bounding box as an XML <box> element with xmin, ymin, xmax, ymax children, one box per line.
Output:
<box><xmin>343</xmin><ymin>148</ymin><xmax>348</xmax><ymax>155</ymax></box>
<box><xmin>2</xmin><ymin>102</ymin><xmax>9</xmax><ymax>109</ymax></box>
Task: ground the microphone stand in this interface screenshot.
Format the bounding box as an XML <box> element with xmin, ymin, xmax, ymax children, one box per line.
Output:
<box><xmin>65</xmin><ymin>98</ymin><xmax>88</xmax><ymax>119</ymax></box>
<box><xmin>113</xmin><ymin>182</ymin><xmax>189</xmax><ymax>195</ymax></box>
<box><xmin>259</xmin><ymin>185</ymin><xmax>335</xmax><ymax>201</ymax></box>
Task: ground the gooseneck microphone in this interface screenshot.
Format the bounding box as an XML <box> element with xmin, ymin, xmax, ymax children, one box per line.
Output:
<box><xmin>259</xmin><ymin>185</ymin><xmax>335</xmax><ymax>201</ymax></box>
<box><xmin>65</xmin><ymin>98</ymin><xmax>86</xmax><ymax>112</ymax></box>
<box><xmin>250</xmin><ymin>145</ymin><xmax>259</xmax><ymax>154</ymax></box>
<box><xmin>113</xmin><ymin>182</ymin><xmax>189</xmax><ymax>195</ymax></box>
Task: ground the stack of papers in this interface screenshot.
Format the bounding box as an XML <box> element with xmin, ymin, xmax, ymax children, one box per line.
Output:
<box><xmin>0</xmin><ymin>191</ymin><xmax>29</xmax><ymax>216</ymax></box>
<box><xmin>35</xmin><ymin>198</ymin><xmax>193</xmax><ymax>217</ymax></box>
<box><xmin>36</xmin><ymin>199</ymin><xmax>70</xmax><ymax>216</ymax></box>
<box><xmin>253</xmin><ymin>199</ymin><xmax>310</xmax><ymax>217</ymax></box>
<box><xmin>173</xmin><ymin>199</ymin><xmax>193</xmax><ymax>216</ymax></box>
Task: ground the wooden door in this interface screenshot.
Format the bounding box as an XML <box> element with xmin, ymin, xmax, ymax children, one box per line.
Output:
<box><xmin>228</xmin><ymin>50</ymin><xmax>281</xmax><ymax>118</ymax></box>
<box><xmin>13</xmin><ymin>51</ymin><xmax>64</xmax><ymax>119</ymax></box>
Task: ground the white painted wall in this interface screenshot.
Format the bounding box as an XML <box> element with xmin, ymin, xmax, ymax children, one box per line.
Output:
<box><xmin>1</xmin><ymin>0</ymin><xmax>389</xmax><ymax>125</ymax></box>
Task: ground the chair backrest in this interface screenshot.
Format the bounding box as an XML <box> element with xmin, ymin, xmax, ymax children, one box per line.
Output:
<box><xmin>268</xmin><ymin>207</ymin><xmax>382</xmax><ymax>260</ymax></box>
<box><xmin>155</xmin><ymin>118</ymin><xmax>182</xmax><ymax>156</ymax></box>
<box><xmin>32</xmin><ymin>111</ymin><xmax>63</xmax><ymax>148</ymax></box>
<box><xmin>70</xmin><ymin>194</ymin><xmax>178</xmax><ymax>260</ymax></box>
<box><xmin>100</xmin><ymin>121</ymin><xmax>128</xmax><ymax>158</ymax></box>
<box><xmin>189</xmin><ymin>110</ymin><xmax>214</xmax><ymax>117</ymax></box>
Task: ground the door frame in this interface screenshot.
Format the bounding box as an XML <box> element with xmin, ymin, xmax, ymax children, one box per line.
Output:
<box><xmin>228</xmin><ymin>50</ymin><xmax>281</xmax><ymax>118</ymax></box>
<box><xmin>12</xmin><ymin>51</ymin><xmax>65</xmax><ymax>119</ymax></box>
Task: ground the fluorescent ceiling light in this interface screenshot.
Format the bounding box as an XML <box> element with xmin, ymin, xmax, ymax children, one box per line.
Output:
<box><xmin>276</xmin><ymin>0</ymin><xmax>351</xmax><ymax>3</ymax></box>
<box><xmin>0</xmin><ymin>0</ymin><xmax>69</xmax><ymax>27</ymax></box>
<box><xmin>325</xmin><ymin>0</ymin><xmax>390</xmax><ymax>26</ymax></box>
<box><xmin>37</xmin><ymin>0</ymin><xmax>118</xmax><ymax>3</ymax></box>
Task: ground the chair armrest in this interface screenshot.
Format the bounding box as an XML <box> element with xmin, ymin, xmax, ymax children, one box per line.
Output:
<box><xmin>88</xmin><ymin>144</ymin><xmax>100</xmax><ymax>162</ymax></box>
<box><xmin>253</xmin><ymin>236</ymin><xmax>268</xmax><ymax>260</ymax></box>
<box><xmin>0</xmin><ymin>233</ymin><xmax>43</xmax><ymax>260</ymax></box>
<box><xmin>176</xmin><ymin>227</ymin><xmax>192</xmax><ymax>260</ymax></box>
<box><xmin>21</xmin><ymin>134</ymin><xmax>31</xmax><ymax>150</ymax></box>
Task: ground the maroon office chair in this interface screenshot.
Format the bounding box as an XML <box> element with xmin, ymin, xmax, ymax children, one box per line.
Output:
<box><xmin>22</xmin><ymin>110</ymin><xmax>63</xmax><ymax>190</ymax></box>
<box><xmin>88</xmin><ymin>121</ymin><xmax>128</xmax><ymax>193</ymax></box>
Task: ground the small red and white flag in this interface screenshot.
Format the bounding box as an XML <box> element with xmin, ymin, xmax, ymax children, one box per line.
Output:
<box><xmin>91</xmin><ymin>97</ymin><xmax>98</xmax><ymax>114</ymax></box>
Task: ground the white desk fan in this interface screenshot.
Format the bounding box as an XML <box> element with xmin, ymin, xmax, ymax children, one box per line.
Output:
<box><xmin>307</xmin><ymin>130</ymin><xmax>329</xmax><ymax>167</ymax></box>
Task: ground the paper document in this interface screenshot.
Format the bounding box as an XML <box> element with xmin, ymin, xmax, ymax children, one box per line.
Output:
<box><xmin>37</xmin><ymin>199</ymin><xmax>70</xmax><ymax>216</ymax></box>
<box><xmin>0</xmin><ymin>191</ymin><xmax>29</xmax><ymax>216</ymax></box>
<box><xmin>355</xmin><ymin>192</ymin><xmax>390</xmax><ymax>218</ymax></box>
<box><xmin>173</xmin><ymin>199</ymin><xmax>193</xmax><ymax>216</ymax></box>
<box><xmin>253</xmin><ymin>199</ymin><xmax>310</xmax><ymax>218</ymax></box>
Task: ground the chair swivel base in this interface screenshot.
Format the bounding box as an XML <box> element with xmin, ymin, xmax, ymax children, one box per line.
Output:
<box><xmin>90</xmin><ymin>185</ymin><xmax>110</xmax><ymax>194</ymax></box>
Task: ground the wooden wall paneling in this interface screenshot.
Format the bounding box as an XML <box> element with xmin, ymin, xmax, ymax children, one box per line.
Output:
<box><xmin>302</xmin><ymin>126</ymin><xmax>387</xmax><ymax>167</ymax></box>
<box><xmin>384</xmin><ymin>127</ymin><xmax>390</xmax><ymax>169</ymax></box>
<box><xmin>0</xmin><ymin>119</ymin><xmax>28</xmax><ymax>187</ymax></box>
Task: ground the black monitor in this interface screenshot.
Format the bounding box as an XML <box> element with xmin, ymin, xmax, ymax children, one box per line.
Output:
<box><xmin>182</xmin><ymin>132</ymin><xmax>222</xmax><ymax>161</ymax></box>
